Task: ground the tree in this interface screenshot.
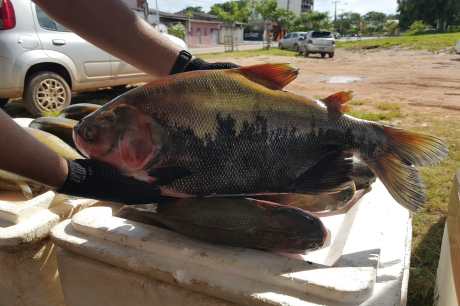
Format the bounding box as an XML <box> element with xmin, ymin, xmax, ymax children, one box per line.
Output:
<box><xmin>272</xmin><ymin>8</ymin><xmax>296</xmax><ymax>38</ymax></box>
<box><xmin>408</xmin><ymin>20</ymin><xmax>428</xmax><ymax>35</ymax></box>
<box><xmin>384</xmin><ymin>20</ymin><xmax>400</xmax><ymax>36</ymax></box>
<box><xmin>398</xmin><ymin>0</ymin><xmax>460</xmax><ymax>31</ymax></box>
<box><xmin>168</xmin><ymin>23</ymin><xmax>186</xmax><ymax>40</ymax></box>
<box><xmin>255</xmin><ymin>0</ymin><xmax>279</xmax><ymax>48</ymax></box>
<box><xmin>363</xmin><ymin>11</ymin><xmax>387</xmax><ymax>33</ymax></box>
<box><xmin>334</xmin><ymin>12</ymin><xmax>362</xmax><ymax>34</ymax></box>
<box><xmin>212</xmin><ymin>1</ymin><xmax>251</xmax><ymax>51</ymax></box>
<box><xmin>183</xmin><ymin>6</ymin><xmax>204</xmax><ymax>14</ymax></box>
<box><xmin>292</xmin><ymin>11</ymin><xmax>332</xmax><ymax>32</ymax></box>
<box><xmin>210</xmin><ymin>0</ymin><xmax>252</xmax><ymax>23</ymax></box>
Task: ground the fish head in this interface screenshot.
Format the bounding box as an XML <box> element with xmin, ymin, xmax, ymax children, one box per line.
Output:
<box><xmin>74</xmin><ymin>103</ymin><xmax>163</xmax><ymax>174</ymax></box>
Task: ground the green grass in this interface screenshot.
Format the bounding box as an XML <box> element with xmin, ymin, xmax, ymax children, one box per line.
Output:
<box><xmin>201</xmin><ymin>48</ymin><xmax>298</xmax><ymax>60</ymax></box>
<box><xmin>41</xmin><ymin>111</ymin><xmax>61</xmax><ymax>117</ymax></box>
<box><xmin>336</xmin><ymin>32</ymin><xmax>460</xmax><ymax>52</ymax></box>
<box><xmin>346</xmin><ymin>106</ymin><xmax>403</xmax><ymax>121</ymax></box>
<box><xmin>375</xmin><ymin>102</ymin><xmax>401</xmax><ymax>112</ymax></box>
<box><xmin>407</xmin><ymin>114</ymin><xmax>460</xmax><ymax>306</ymax></box>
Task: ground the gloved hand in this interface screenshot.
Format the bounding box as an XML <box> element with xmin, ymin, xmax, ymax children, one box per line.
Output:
<box><xmin>170</xmin><ymin>50</ymin><xmax>239</xmax><ymax>74</ymax></box>
<box><xmin>184</xmin><ymin>57</ymin><xmax>239</xmax><ymax>72</ymax></box>
<box><xmin>58</xmin><ymin>159</ymin><xmax>165</xmax><ymax>204</ymax></box>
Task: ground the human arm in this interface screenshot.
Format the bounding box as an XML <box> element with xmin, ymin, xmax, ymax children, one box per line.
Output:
<box><xmin>33</xmin><ymin>0</ymin><xmax>237</xmax><ymax>76</ymax></box>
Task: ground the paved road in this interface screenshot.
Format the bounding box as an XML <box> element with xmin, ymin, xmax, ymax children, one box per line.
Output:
<box><xmin>191</xmin><ymin>41</ymin><xmax>277</xmax><ymax>54</ymax></box>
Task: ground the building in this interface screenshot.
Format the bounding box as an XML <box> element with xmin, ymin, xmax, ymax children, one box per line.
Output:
<box><xmin>276</xmin><ymin>0</ymin><xmax>314</xmax><ymax>15</ymax></box>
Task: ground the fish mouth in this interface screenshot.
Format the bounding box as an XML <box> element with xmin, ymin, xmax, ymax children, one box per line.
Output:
<box><xmin>72</xmin><ymin>125</ymin><xmax>90</xmax><ymax>158</ymax></box>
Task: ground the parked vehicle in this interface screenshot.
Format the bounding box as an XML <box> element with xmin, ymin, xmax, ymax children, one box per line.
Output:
<box><xmin>0</xmin><ymin>0</ymin><xmax>186</xmax><ymax>115</ymax></box>
<box><xmin>455</xmin><ymin>40</ymin><xmax>460</xmax><ymax>54</ymax></box>
<box><xmin>278</xmin><ymin>32</ymin><xmax>307</xmax><ymax>51</ymax></box>
<box><xmin>299</xmin><ymin>31</ymin><xmax>335</xmax><ymax>58</ymax></box>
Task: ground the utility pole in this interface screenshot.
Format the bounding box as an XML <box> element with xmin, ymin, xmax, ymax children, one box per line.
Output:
<box><xmin>154</xmin><ymin>0</ymin><xmax>160</xmax><ymax>25</ymax></box>
<box><xmin>333</xmin><ymin>0</ymin><xmax>340</xmax><ymax>23</ymax></box>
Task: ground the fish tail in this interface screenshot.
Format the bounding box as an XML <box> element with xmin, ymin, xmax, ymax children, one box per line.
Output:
<box><xmin>364</xmin><ymin>126</ymin><xmax>448</xmax><ymax>212</ymax></box>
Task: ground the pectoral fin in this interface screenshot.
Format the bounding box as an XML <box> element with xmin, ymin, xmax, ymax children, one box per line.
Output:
<box><xmin>238</xmin><ymin>64</ymin><xmax>299</xmax><ymax>90</ymax></box>
<box><xmin>291</xmin><ymin>151</ymin><xmax>354</xmax><ymax>193</ymax></box>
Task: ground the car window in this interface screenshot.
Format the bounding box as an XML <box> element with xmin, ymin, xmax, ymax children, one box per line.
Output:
<box><xmin>35</xmin><ymin>6</ymin><xmax>71</xmax><ymax>32</ymax></box>
<box><xmin>284</xmin><ymin>33</ymin><xmax>291</xmax><ymax>39</ymax></box>
<box><xmin>311</xmin><ymin>31</ymin><xmax>332</xmax><ymax>38</ymax></box>
<box><xmin>292</xmin><ymin>33</ymin><xmax>298</xmax><ymax>38</ymax></box>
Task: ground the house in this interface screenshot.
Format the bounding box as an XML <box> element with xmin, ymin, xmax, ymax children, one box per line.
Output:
<box><xmin>173</xmin><ymin>11</ymin><xmax>224</xmax><ymax>47</ymax></box>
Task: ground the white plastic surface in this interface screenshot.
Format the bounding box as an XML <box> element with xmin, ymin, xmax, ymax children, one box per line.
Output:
<box><xmin>52</xmin><ymin>180</ymin><xmax>412</xmax><ymax>306</ymax></box>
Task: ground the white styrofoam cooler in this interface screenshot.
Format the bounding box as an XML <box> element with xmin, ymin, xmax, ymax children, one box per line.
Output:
<box><xmin>51</xmin><ymin>180</ymin><xmax>412</xmax><ymax>306</ymax></box>
<box><xmin>0</xmin><ymin>191</ymin><xmax>100</xmax><ymax>306</ymax></box>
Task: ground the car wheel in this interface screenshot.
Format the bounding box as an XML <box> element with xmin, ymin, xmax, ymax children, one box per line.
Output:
<box><xmin>329</xmin><ymin>52</ymin><xmax>335</xmax><ymax>58</ymax></box>
<box><xmin>304</xmin><ymin>51</ymin><xmax>310</xmax><ymax>57</ymax></box>
<box><xmin>279</xmin><ymin>43</ymin><xmax>284</xmax><ymax>50</ymax></box>
<box><xmin>0</xmin><ymin>98</ymin><xmax>9</xmax><ymax>108</ymax></box>
<box><xmin>24</xmin><ymin>72</ymin><xmax>71</xmax><ymax>116</ymax></box>
<box><xmin>294</xmin><ymin>44</ymin><xmax>299</xmax><ymax>52</ymax></box>
<box><xmin>321</xmin><ymin>53</ymin><xmax>326</xmax><ymax>58</ymax></box>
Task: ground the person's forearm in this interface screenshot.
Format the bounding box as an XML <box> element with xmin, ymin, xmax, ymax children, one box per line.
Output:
<box><xmin>0</xmin><ymin>110</ymin><xmax>68</xmax><ymax>188</ymax></box>
<box><xmin>33</xmin><ymin>0</ymin><xmax>181</xmax><ymax>77</ymax></box>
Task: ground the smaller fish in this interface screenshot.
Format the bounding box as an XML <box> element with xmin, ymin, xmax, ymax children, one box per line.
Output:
<box><xmin>25</xmin><ymin>127</ymin><xmax>83</xmax><ymax>160</ymax></box>
<box><xmin>118</xmin><ymin>197</ymin><xmax>329</xmax><ymax>253</ymax></box>
<box><xmin>29</xmin><ymin>117</ymin><xmax>78</xmax><ymax>148</ymax></box>
<box><xmin>0</xmin><ymin>128</ymin><xmax>82</xmax><ymax>198</ymax></box>
<box><xmin>0</xmin><ymin>169</ymin><xmax>45</xmax><ymax>198</ymax></box>
<box><xmin>59</xmin><ymin>103</ymin><xmax>101</xmax><ymax>121</ymax></box>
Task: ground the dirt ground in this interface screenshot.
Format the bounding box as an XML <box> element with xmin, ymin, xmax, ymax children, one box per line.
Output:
<box><xmin>215</xmin><ymin>48</ymin><xmax>460</xmax><ymax>111</ymax></box>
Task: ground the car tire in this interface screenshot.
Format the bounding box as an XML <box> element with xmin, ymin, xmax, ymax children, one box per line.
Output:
<box><xmin>321</xmin><ymin>53</ymin><xmax>326</xmax><ymax>58</ymax></box>
<box><xmin>294</xmin><ymin>44</ymin><xmax>299</xmax><ymax>52</ymax></box>
<box><xmin>279</xmin><ymin>43</ymin><xmax>284</xmax><ymax>50</ymax></box>
<box><xmin>304</xmin><ymin>51</ymin><xmax>310</xmax><ymax>57</ymax></box>
<box><xmin>24</xmin><ymin>71</ymin><xmax>71</xmax><ymax>116</ymax></box>
<box><xmin>329</xmin><ymin>52</ymin><xmax>335</xmax><ymax>58</ymax></box>
<box><xmin>0</xmin><ymin>98</ymin><xmax>9</xmax><ymax>108</ymax></box>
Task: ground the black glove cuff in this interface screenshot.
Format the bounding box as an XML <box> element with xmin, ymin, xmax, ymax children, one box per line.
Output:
<box><xmin>184</xmin><ymin>58</ymin><xmax>239</xmax><ymax>72</ymax></box>
<box><xmin>58</xmin><ymin>159</ymin><xmax>162</xmax><ymax>204</ymax></box>
<box><xmin>170</xmin><ymin>50</ymin><xmax>239</xmax><ymax>74</ymax></box>
<box><xmin>169</xmin><ymin>50</ymin><xmax>194</xmax><ymax>74</ymax></box>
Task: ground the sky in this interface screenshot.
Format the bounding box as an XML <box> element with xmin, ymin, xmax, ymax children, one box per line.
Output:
<box><xmin>147</xmin><ymin>0</ymin><xmax>398</xmax><ymax>16</ymax></box>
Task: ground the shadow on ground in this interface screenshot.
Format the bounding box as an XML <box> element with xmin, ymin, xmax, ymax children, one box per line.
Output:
<box><xmin>407</xmin><ymin>216</ymin><xmax>446</xmax><ymax>306</ymax></box>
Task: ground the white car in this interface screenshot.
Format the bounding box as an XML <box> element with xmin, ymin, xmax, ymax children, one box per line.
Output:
<box><xmin>0</xmin><ymin>0</ymin><xmax>186</xmax><ymax>115</ymax></box>
<box><xmin>299</xmin><ymin>31</ymin><xmax>336</xmax><ymax>58</ymax></box>
<box><xmin>455</xmin><ymin>40</ymin><xmax>460</xmax><ymax>54</ymax></box>
<box><xmin>279</xmin><ymin>32</ymin><xmax>307</xmax><ymax>52</ymax></box>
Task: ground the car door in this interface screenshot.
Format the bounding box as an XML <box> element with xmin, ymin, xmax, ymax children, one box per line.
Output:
<box><xmin>33</xmin><ymin>4</ymin><xmax>112</xmax><ymax>83</ymax></box>
<box><xmin>111</xmin><ymin>56</ymin><xmax>147</xmax><ymax>81</ymax></box>
<box><xmin>281</xmin><ymin>33</ymin><xmax>291</xmax><ymax>47</ymax></box>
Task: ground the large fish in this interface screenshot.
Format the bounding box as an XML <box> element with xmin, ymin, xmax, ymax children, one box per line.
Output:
<box><xmin>74</xmin><ymin>64</ymin><xmax>448</xmax><ymax>211</ymax></box>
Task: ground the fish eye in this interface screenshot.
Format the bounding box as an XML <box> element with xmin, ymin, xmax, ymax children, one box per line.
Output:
<box><xmin>82</xmin><ymin>125</ymin><xmax>97</xmax><ymax>142</ymax></box>
<box><xmin>100</xmin><ymin>112</ymin><xmax>117</xmax><ymax>127</ymax></box>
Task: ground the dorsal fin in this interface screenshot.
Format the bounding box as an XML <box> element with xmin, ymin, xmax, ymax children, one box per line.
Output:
<box><xmin>322</xmin><ymin>91</ymin><xmax>353</xmax><ymax>114</ymax></box>
<box><xmin>237</xmin><ymin>64</ymin><xmax>299</xmax><ymax>90</ymax></box>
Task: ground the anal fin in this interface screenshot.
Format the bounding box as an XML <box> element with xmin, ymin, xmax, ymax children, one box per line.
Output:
<box><xmin>291</xmin><ymin>152</ymin><xmax>354</xmax><ymax>193</ymax></box>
